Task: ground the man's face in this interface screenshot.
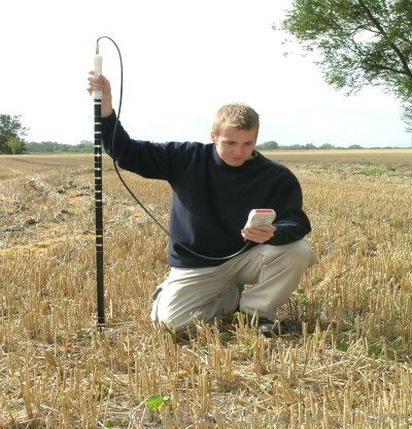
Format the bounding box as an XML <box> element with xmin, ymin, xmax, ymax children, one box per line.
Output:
<box><xmin>211</xmin><ymin>127</ymin><xmax>258</xmax><ymax>167</ymax></box>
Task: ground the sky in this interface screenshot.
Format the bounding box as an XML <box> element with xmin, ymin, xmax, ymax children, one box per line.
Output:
<box><xmin>1</xmin><ymin>0</ymin><xmax>411</xmax><ymax>148</ymax></box>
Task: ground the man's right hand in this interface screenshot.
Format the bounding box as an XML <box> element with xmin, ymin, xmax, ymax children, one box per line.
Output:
<box><xmin>87</xmin><ymin>72</ymin><xmax>113</xmax><ymax>118</ymax></box>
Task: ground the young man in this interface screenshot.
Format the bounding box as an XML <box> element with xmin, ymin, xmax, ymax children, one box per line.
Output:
<box><xmin>88</xmin><ymin>74</ymin><xmax>316</xmax><ymax>336</ymax></box>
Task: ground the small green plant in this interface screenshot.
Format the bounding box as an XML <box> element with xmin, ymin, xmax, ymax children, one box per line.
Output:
<box><xmin>219</xmin><ymin>331</ymin><xmax>233</xmax><ymax>344</ymax></box>
<box><xmin>362</xmin><ymin>165</ymin><xmax>387</xmax><ymax>176</ymax></box>
<box><xmin>240</xmin><ymin>338</ymin><xmax>252</xmax><ymax>348</ymax></box>
<box><xmin>293</xmin><ymin>288</ymin><xmax>308</xmax><ymax>307</ymax></box>
<box><xmin>145</xmin><ymin>394</ymin><xmax>171</xmax><ymax>410</ymax></box>
<box><xmin>336</xmin><ymin>340</ymin><xmax>350</xmax><ymax>352</ymax></box>
<box><xmin>239</xmin><ymin>338</ymin><xmax>255</xmax><ymax>357</ymax></box>
<box><xmin>368</xmin><ymin>343</ymin><xmax>382</xmax><ymax>357</ymax></box>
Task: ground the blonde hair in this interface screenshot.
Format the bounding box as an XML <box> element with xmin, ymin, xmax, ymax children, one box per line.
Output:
<box><xmin>212</xmin><ymin>103</ymin><xmax>259</xmax><ymax>135</ymax></box>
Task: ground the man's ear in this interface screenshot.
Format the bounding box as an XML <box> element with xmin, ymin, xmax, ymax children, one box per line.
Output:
<box><xmin>210</xmin><ymin>131</ymin><xmax>216</xmax><ymax>143</ymax></box>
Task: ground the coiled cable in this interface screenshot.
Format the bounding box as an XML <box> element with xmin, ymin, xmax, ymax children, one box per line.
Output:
<box><xmin>96</xmin><ymin>36</ymin><xmax>251</xmax><ymax>261</ymax></box>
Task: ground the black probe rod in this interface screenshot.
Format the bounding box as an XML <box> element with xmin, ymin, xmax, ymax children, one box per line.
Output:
<box><xmin>94</xmin><ymin>97</ymin><xmax>105</xmax><ymax>326</ymax></box>
<box><xmin>93</xmin><ymin>48</ymin><xmax>105</xmax><ymax>326</ymax></box>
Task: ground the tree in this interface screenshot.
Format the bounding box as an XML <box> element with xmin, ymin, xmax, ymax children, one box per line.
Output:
<box><xmin>304</xmin><ymin>143</ymin><xmax>316</xmax><ymax>150</ymax></box>
<box><xmin>7</xmin><ymin>137</ymin><xmax>25</xmax><ymax>154</ymax></box>
<box><xmin>282</xmin><ymin>0</ymin><xmax>412</xmax><ymax>130</ymax></box>
<box><xmin>319</xmin><ymin>143</ymin><xmax>336</xmax><ymax>149</ymax></box>
<box><xmin>258</xmin><ymin>140</ymin><xmax>279</xmax><ymax>150</ymax></box>
<box><xmin>0</xmin><ymin>114</ymin><xmax>28</xmax><ymax>154</ymax></box>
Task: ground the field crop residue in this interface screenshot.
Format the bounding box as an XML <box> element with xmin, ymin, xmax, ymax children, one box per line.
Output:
<box><xmin>0</xmin><ymin>150</ymin><xmax>411</xmax><ymax>428</ymax></box>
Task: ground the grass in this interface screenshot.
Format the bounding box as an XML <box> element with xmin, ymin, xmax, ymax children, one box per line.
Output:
<box><xmin>0</xmin><ymin>150</ymin><xmax>411</xmax><ymax>428</ymax></box>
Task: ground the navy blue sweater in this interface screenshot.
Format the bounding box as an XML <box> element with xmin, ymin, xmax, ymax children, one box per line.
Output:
<box><xmin>101</xmin><ymin>112</ymin><xmax>311</xmax><ymax>268</ymax></box>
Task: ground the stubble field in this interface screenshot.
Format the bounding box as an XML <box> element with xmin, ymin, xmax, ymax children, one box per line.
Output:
<box><xmin>0</xmin><ymin>150</ymin><xmax>411</xmax><ymax>428</ymax></box>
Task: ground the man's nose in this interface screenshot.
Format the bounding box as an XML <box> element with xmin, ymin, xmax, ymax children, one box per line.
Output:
<box><xmin>233</xmin><ymin>145</ymin><xmax>244</xmax><ymax>156</ymax></box>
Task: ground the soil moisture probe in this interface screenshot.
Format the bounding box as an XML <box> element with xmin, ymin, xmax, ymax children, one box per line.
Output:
<box><xmin>93</xmin><ymin>42</ymin><xmax>104</xmax><ymax>327</ymax></box>
<box><xmin>92</xmin><ymin>37</ymin><xmax>274</xmax><ymax>327</ymax></box>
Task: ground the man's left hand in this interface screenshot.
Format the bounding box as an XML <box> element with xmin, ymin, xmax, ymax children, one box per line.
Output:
<box><xmin>241</xmin><ymin>225</ymin><xmax>276</xmax><ymax>244</ymax></box>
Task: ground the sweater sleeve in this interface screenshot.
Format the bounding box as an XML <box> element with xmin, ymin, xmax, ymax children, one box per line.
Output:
<box><xmin>100</xmin><ymin>111</ymin><xmax>191</xmax><ymax>182</ymax></box>
<box><xmin>267</xmin><ymin>172</ymin><xmax>311</xmax><ymax>245</ymax></box>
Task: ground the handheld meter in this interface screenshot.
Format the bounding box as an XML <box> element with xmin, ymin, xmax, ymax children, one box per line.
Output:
<box><xmin>245</xmin><ymin>209</ymin><xmax>276</xmax><ymax>228</ymax></box>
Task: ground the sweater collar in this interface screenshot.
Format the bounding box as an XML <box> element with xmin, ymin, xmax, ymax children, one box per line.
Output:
<box><xmin>212</xmin><ymin>144</ymin><xmax>259</xmax><ymax>172</ymax></box>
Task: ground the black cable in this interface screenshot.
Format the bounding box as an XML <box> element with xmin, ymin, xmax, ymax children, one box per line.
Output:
<box><xmin>96</xmin><ymin>36</ymin><xmax>251</xmax><ymax>261</ymax></box>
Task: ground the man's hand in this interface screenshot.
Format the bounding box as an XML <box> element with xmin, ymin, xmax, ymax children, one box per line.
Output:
<box><xmin>87</xmin><ymin>72</ymin><xmax>113</xmax><ymax>118</ymax></box>
<box><xmin>241</xmin><ymin>225</ymin><xmax>276</xmax><ymax>244</ymax></box>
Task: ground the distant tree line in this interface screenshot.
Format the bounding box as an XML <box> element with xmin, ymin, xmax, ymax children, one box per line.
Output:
<box><xmin>25</xmin><ymin>140</ymin><xmax>94</xmax><ymax>153</ymax></box>
<box><xmin>257</xmin><ymin>141</ymin><xmax>356</xmax><ymax>150</ymax></box>
<box><xmin>26</xmin><ymin>140</ymin><xmax>406</xmax><ymax>153</ymax></box>
<box><xmin>0</xmin><ymin>113</ymin><xmax>95</xmax><ymax>154</ymax></box>
<box><xmin>1</xmin><ymin>113</ymin><xmax>408</xmax><ymax>155</ymax></box>
<box><xmin>256</xmin><ymin>141</ymin><xmax>405</xmax><ymax>150</ymax></box>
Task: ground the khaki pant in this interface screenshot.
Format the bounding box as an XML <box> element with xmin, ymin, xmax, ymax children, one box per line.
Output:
<box><xmin>150</xmin><ymin>240</ymin><xmax>316</xmax><ymax>330</ymax></box>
